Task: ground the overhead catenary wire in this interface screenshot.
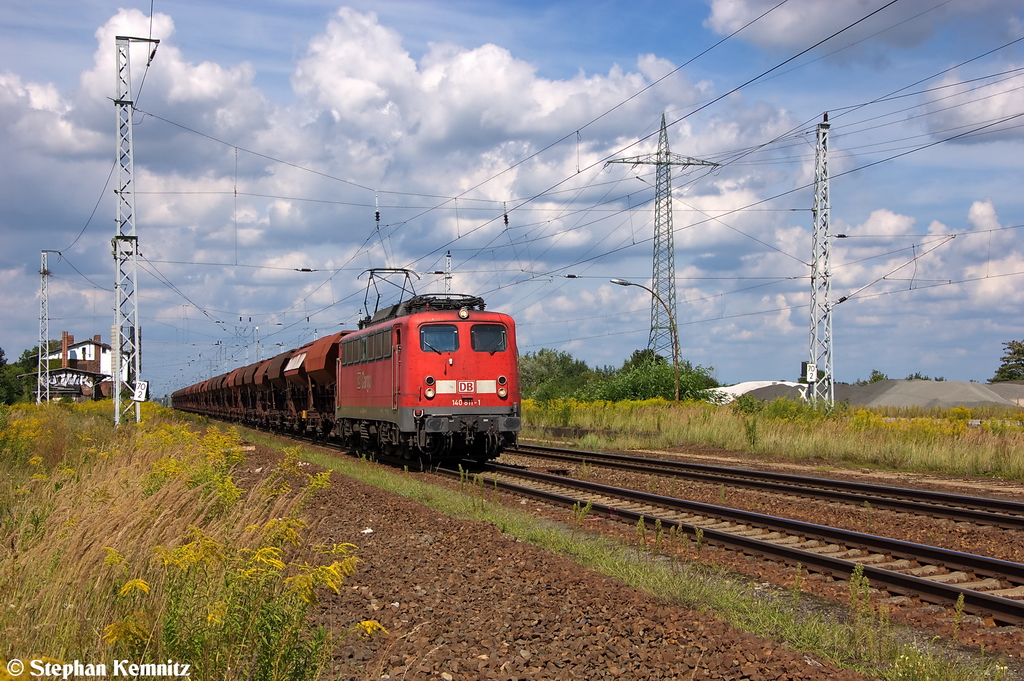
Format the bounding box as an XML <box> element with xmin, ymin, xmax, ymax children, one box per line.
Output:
<box><xmin>78</xmin><ymin>1</ymin><xmax>1020</xmax><ymax>389</ymax></box>
<box><xmin>122</xmin><ymin>0</ymin><xmax>800</xmax><ymax>342</ymax></box>
<box><xmin>123</xmin><ymin>0</ymin><xmax>947</xmax><ymax>341</ymax></box>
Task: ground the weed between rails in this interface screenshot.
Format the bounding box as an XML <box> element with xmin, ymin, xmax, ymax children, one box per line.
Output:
<box><xmin>0</xmin><ymin>404</ymin><xmax>383</xmax><ymax>680</ymax></box>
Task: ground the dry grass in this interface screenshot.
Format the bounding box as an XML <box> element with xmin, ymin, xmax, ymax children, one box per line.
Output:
<box><xmin>0</xmin><ymin>402</ymin><xmax>371</xmax><ymax>680</ymax></box>
<box><xmin>522</xmin><ymin>398</ymin><xmax>1024</xmax><ymax>479</ymax></box>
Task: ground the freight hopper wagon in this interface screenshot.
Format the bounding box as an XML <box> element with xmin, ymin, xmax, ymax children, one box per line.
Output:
<box><xmin>171</xmin><ymin>330</ymin><xmax>352</xmax><ymax>437</ymax></box>
<box><xmin>336</xmin><ymin>294</ymin><xmax>521</xmax><ymax>463</ymax></box>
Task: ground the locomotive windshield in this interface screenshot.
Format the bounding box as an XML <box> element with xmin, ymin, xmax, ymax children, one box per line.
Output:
<box><xmin>470</xmin><ymin>324</ymin><xmax>507</xmax><ymax>353</ymax></box>
<box><xmin>420</xmin><ymin>324</ymin><xmax>459</xmax><ymax>353</ymax></box>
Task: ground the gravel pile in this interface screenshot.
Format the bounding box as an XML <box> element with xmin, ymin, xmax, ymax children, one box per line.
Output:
<box><xmin>736</xmin><ymin>378</ymin><xmax>1024</xmax><ymax>409</ymax></box>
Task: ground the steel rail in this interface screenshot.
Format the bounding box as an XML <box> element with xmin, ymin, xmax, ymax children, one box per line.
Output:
<box><xmin>514</xmin><ymin>443</ymin><xmax>1024</xmax><ymax>529</ymax></box>
<box><xmin>441</xmin><ymin>465</ymin><xmax>1024</xmax><ymax>625</ymax></box>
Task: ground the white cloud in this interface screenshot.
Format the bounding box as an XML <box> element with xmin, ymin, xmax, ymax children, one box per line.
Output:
<box><xmin>920</xmin><ymin>67</ymin><xmax>1024</xmax><ymax>143</ymax></box>
<box><xmin>704</xmin><ymin>0</ymin><xmax>1024</xmax><ymax>56</ymax></box>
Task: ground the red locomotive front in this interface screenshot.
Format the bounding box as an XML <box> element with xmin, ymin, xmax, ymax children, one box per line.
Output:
<box><xmin>336</xmin><ymin>294</ymin><xmax>520</xmax><ymax>462</ymax></box>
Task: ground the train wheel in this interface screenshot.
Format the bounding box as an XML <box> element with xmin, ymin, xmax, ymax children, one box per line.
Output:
<box><xmin>418</xmin><ymin>432</ymin><xmax>448</xmax><ymax>460</ymax></box>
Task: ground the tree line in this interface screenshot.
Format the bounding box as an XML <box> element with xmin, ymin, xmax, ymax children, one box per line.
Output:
<box><xmin>518</xmin><ymin>348</ymin><xmax>719</xmax><ymax>402</ymax></box>
<box><xmin>0</xmin><ymin>344</ymin><xmax>52</xmax><ymax>405</ymax></box>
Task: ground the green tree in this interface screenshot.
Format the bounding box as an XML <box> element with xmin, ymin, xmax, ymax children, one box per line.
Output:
<box><xmin>518</xmin><ymin>348</ymin><xmax>593</xmax><ymax>401</ymax></box>
<box><xmin>0</xmin><ymin>342</ymin><xmax>61</xmax><ymax>404</ymax></box>
<box><xmin>618</xmin><ymin>348</ymin><xmax>695</xmax><ymax>374</ymax></box>
<box><xmin>991</xmin><ymin>340</ymin><xmax>1024</xmax><ymax>382</ymax></box>
<box><xmin>854</xmin><ymin>369</ymin><xmax>888</xmax><ymax>386</ymax></box>
<box><xmin>590</xmin><ymin>350</ymin><xmax>717</xmax><ymax>402</ymax></box>
<box><xmin>0</xmin><ymin>347</ymin><xmax>30</xmax><ymax>405</ymax></box>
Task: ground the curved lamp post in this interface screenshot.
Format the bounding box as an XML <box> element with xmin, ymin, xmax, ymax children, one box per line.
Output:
<box><xmin>611</xmin><ymin>278</ymin><xmax>680</xmax><ymax>406</ymax></box>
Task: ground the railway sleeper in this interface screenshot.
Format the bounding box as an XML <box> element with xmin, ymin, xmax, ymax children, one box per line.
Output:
<box><xmin>698</xmin><ymin>521</ymin><xmax>736</xmax><ymax>530</ymax></box>
<box><xmin>751</xmin><ymin>531</ymin><xmax>786</xmax><ymax>541</ymax></box>
<box><xmin>905</xmin><ymin>564</ymin><xmax>943</xmax><ymax>577</ymax></box>
<box><xmin>854</xmin><ymin>553</ymin><xmax>897</xmax><ymax>565</ymax></box>
<box><xmin>955</xmin><ymin>578</ymin><xmax>1003</xmax><ymax>591</ymax></box>
<box><xmin>723</xmin><ymin>526</ymin><xmax>758</xmax><ymax>536</ymax></box>
<box><xmin>869</xmin><ymin>559</ymin><xmax>915</xmax><ymax>570</ymax></box>
<box><xmin>763</xmin><ymin>535</ymin><xmax>806</xmax><ymax>546</ymax></box>
<box><xmin>802</xmin><ymin>543</ymin><xmax>846</xmax><ymax>554</ymax></box>
<box><xmin>927</xmin><ymin>571</ymin><xmax>973</xmax><ymax>584</ymax></box>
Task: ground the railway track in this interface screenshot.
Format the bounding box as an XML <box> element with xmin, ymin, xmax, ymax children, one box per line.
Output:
<box><xmin>440</xmin><ymin>463</ymin><xmax>1024</xmax><ymax>626</ymax></box>
<box><xmin>226</xmin><ymin>423</ymin><xmax>1024</xmax><ymax>627</ymax></box>
<box><xmin>511</xmin><ymin>443</ymin><xmax>1024</xmax><ymax>529</ymax></box>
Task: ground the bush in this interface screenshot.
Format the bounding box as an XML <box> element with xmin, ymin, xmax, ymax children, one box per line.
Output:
<box><xmin>588</xmin><ymin>357</ymin><xmax>718</xmax><ymax>402</ymax></box>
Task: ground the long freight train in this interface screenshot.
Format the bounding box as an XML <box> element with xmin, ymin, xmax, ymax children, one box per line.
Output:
<box><xmin>171</xmin><ymin>292</ymin><xmax>521</xmax><ymax>464</ymax></box>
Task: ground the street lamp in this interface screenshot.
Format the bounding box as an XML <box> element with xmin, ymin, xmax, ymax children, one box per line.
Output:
<box><xmin>611</xmin><ymin>278</ymin><xmax>680</xmax><ymax>406</ymax></box>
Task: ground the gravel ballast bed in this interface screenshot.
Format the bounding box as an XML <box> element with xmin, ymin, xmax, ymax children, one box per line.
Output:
<box><xmin>242</xmin><ymin>446</ymin><xmax>869</xmax><ymax>680</ymax></box>
<box><xmin>503</xmin><ymin>448</ymin><xmax>1024</xmax><ymax>656</ymax></box>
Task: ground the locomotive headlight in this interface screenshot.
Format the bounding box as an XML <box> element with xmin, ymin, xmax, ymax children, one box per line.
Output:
<box><xmin>425</xmin><ymin>375</ymin><xmax>435</xmax><ymax>386</ymax></box>
<box><xmin>497</xmin><ymin>375</ymin><xmax>507</xmax><ymax>386</ymax></box>
<box><xmin>458</xmin><ymin>307</ymin><xmax>470</xmax><ymax>319</ymax></box>
<box><xmin>425</xmin><ymin>387</ymin><xmax>436</xmax><ymax>399</ymax></box>
<box><xmin>497</xmin><ymin>387</ymin><xmax>508</xmax><ymax>398</ymax></box>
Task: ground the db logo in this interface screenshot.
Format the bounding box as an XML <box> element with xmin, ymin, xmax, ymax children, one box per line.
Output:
<box><xmin>457</xmin><ymin>381</ymin><xmax>475</xmax><ymax>393</ymax></box>
<box><xmin>356</xmin><ymin>372</ymin><xmax>371</xmax><ymax>391</ymax></box>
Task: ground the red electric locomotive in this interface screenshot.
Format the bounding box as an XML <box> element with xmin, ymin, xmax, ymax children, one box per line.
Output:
<box><xmin>335</xmin><ymin>291</ymin><xmax>521</xmax><ymax>462</ymax></box>
<box><xmin>171</xmin><ymin>270</ymin><xmax>521</xmax><ymax>465</ymax></box>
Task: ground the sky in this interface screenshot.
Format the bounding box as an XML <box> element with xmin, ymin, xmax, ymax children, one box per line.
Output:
<box><xmin>2</xmin><ymin>0</ymin><xmax>1024</xmax><ymax>396</ymax></box>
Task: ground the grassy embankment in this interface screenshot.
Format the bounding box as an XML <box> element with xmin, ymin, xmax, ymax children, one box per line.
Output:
<box><xmin>522</xmin><ymin>397</ymin><xmax>1024</xmax><ymax>479</ymax></box>
<box><xmin>0</xmin><ymin>402</ymin><xmax>379</xmax><ymax>681</ymax></box>
<box><xmin>243</xmin><ymin>428</ymin><xmax>1015</xmax><ymax>681</ymax></box>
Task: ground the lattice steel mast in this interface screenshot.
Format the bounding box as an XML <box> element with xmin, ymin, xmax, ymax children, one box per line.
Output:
<box><xmin>808</xmin><ymin>113</ymin><xmax>834</xmax><ymax>407</ymax></box>
<box><xmin>37</xmin><ymin>250</ymin><xmax>56</xmax><ymax>403</ymax></box>
<box><xmin>113</xmin><ymin>36</ymin><xmax>158</xmax><ymax>425</ymax></box>
<box><xmin>608</xmin><ymin>114</ymin><xmax>718</xmax><ymax>359</ymax></box>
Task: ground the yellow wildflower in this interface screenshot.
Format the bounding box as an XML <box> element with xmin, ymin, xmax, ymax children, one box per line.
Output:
<box><xmin>119</xmin><ymin>578</ymin><xmax>150</xmax><ymax>596</ymax></box>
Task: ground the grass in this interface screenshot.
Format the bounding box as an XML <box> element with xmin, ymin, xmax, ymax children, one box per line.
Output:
<box><xmin>243</xmin><ymin>428</ymin><xmax>1014</xmax><ymax>681</ymax></box>
<box><xmin>0</xmin><ymin>403</ymin><xmax>378</xmax><ymax>680</ymax></box>
<box><xmin>8</xmin><ymin>402</ymin><xmax>1011</xmax><ymax>680</ymax></box>
<box><xmin>522</xmin><ymin>398</ymin><xmax>1024</xmax><ymax>480</ymax></box>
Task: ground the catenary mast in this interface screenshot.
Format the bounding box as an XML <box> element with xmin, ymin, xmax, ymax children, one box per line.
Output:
<box><xmin>808</xmin><ymin>113</ymin><xmax>834</xmax><ymax>407</ymax></box>
<box><xmin>37</xmin><ymin>250</ymin><xmax>56</xmax><ymax>403</ymax></box>
<box><xmin>113</xmin><ymin>36</ymin><xmax>158</xmax><ymax>424</ymax></box>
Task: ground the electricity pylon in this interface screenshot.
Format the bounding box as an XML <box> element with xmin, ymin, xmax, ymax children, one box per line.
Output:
<box><xmin>808</xmin><ymin>113</ymin><xmax>834</xmax><ymax>408</ymax></box>
<box><xmin>608</xmin><ymin>114</ymin><xmax>718</xmax><ymax>359</ymax></box>
<box><xmin>113</xmin><ymin>35</ymin><xmax>158</xmax><ymax>425</ymax></box>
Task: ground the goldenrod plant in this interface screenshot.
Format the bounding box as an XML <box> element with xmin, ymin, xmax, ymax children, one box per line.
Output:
<box><xmin>0</xmin><ymin>403</ymin><xmax>382</xmax><ymax>680</ymax></box>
